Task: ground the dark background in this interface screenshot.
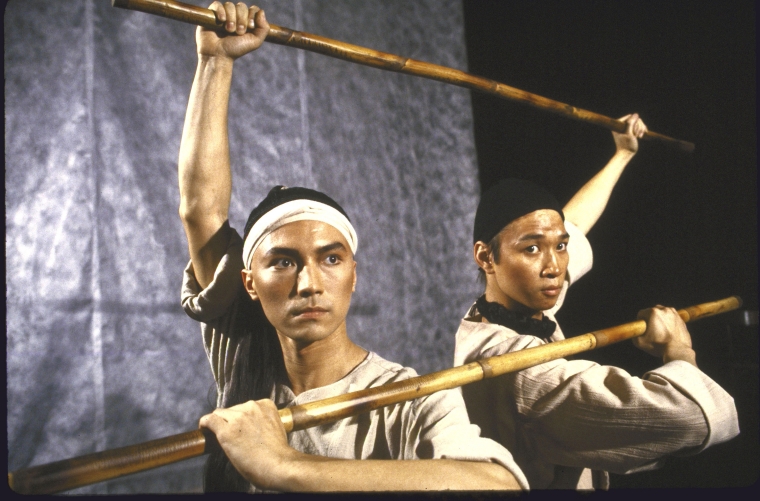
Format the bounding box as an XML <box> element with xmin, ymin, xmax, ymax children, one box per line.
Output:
<box><xmin>463</xmin><ymin>0</ymin><xmax>757</xmax><ymax>489</ymax></box>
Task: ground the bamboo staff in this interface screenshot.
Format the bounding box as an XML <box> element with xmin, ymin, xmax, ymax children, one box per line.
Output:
<box><xmin>111</xmin><ymin>0</ymin><xmax>694</xmax><ymax>152</ymax></box>
<box><xmin>9</xmin><ymin>296</ymin><xmax>741</xmax><ymax>494</ymax></box>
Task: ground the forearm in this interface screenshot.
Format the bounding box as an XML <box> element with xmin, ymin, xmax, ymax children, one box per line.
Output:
<box><xmin>563</xmin><ymin>149</ymin><xmax>635</xmax><ymax>235</ymax></box>
<box><xmin>269</xmin><ymin>455</ymin><xmax>521</xmax><ymax>492</ymax></box>
<box><xmin>178</xmin><ymin>56</ymin><xmax>235</xmax><ymax>286</ymax></box>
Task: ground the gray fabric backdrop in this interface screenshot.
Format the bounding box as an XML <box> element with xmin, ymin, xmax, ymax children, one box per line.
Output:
<box><xmin>5</xmin><ymin>0</ymin><xmax>480</xmax><ymax>493</ymax></box>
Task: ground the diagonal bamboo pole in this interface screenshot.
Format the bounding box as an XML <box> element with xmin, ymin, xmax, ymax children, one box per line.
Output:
<box><xmin>111</xmin><ymin>0</ymin><xmax>694</xmax><ymax>152</ymax></box>
<box><xmin>8</xmin><ymin>296</ymin><xmax>741</xmax><ymax>494</ymax></box>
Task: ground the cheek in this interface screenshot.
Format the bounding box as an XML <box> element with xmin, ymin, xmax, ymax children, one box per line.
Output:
<box><xmin>253</xmin><ymin>273</ymin><xmax>292</xmax><ymax>306</ymax></box>
<box><xmin>327</xmin><ymin>268</ymin><xmax>356</xmax><ymax>304</ymax></box>
<box><xmin>496</xmin><ymin>258</ymin><xmax>547</xmax><ymax>301</ymax></box>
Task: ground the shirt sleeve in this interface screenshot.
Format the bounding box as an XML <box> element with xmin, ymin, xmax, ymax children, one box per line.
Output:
<box><xmin>181</xmin><ymin>230</ymin><xmax>245</xmax><ymax>323</ymax></box>
<box><xmin>408</xmin><ymin>388</ymin><xmax>530</xmax><ymax>490</ymax></box>
<box><xmin>484</xmin><ymin>334</ymin><xmax>738</xmax><ymax>475</ymax></box>
<box><xmin>565</xmin><ymin>220</ymin><xmax>593</xmax><ymax>286</ymax></box>
<box><xmin>180</xmin><ymin>229</ymin><xmax>247</xmax><ymax>405</ymax></box>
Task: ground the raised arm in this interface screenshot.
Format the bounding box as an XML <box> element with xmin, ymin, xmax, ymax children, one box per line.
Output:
<box><xmin>562</xmin><ymin>114</ymin><xmax>648</xmax><ymax>235</ymax></box>
<box><xmin>178</xmin><ymin>2</ymin><xmax>269</xmax><ymax>288</ymax></box>
<box><xmin>199</xmin><ymin>399</ymin><xmax>523</xmax><ymax>491</ymax></box>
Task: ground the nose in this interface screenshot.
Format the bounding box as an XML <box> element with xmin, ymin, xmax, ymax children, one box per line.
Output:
<box><xmin>541</xmin><ymin>249</ymin><xmax>561</xmax><ymax>278</ymax></box>
<box><xmin>296</xmin><ymin>261</ymin><xmax>324</xmax><ymax>297</ymax></box>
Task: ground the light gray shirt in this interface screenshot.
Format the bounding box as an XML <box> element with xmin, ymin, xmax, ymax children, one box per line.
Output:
<box><xmin>182</xmin><ymin>229</ymin><xmax>530</xmax><ymax>491</ymax></box>
<box><xmin>453</xmin><ymin>221</ymin><xmax>739</xmax><ymax>489</ymax></box>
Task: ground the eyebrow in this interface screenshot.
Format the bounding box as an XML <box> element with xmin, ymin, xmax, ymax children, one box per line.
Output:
<box><xmin>317</xmin><ymin>242</ymin><xmax>349</xmax><ymax>254</ymax></box>
<box><xmin>263</xmin><ymin>241</ymin><xmax>348</xmax><ymax>258</ymax></box>
<box><xmin>517</xmin><ymin>232</ymin><xmax>570</xmax><ymax>243</ymax></box>
<box><xmin>263</xmin><ymin>247</ymin><xmax>300</xmax><ymax>259</ymax></box>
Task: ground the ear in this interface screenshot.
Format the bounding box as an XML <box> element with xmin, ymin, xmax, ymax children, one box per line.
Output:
<box><xmin>351</xmin><ymin>260</ymin><xmax>357</xmax><ymax>292</ymax></box>
<box><xmin>473</xmin><ymin>241</ymin><xmax>495</xmax><ymax>274</ymax></box>
<box><xmin>241</xmin><ymin>269</ymin><xmax>259</xmax><ymax>301</ymax></box>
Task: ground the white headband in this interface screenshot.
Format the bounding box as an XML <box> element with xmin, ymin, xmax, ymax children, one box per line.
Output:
<box><xmin>243</xmin><ymin>199</ymin><xmax>358</xmax><ymax>269</ymax></box>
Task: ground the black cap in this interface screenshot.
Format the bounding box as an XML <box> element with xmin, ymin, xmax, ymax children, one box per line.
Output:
<box><xmin>473</xmin><ymin>179</ymin><xmax>564</xmax><ymax>244</ymax></box>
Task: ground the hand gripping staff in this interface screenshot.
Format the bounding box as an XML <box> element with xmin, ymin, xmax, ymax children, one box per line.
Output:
<box><xmin>111</xmin><ymin>0</ymin><xmax>694</xmax><ymax>152</ymax></box>
<box><xmin>8</xmin><ymin>296</ymin><xmax>742</xmax><ymax>494</ymax></box>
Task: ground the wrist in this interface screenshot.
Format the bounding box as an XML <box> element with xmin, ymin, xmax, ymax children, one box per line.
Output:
<box><xmin>261</xmin><ymin>448</ymin><xmax>312</xmax><ymax>492</ymax></box>
<box><xmin>612</xmin><ymin>149</ymin><xmax>636</xmax><ymax>161</ymax></box>
<box><xmin>662</xmin><ymin>345</ymin><xmax>697</xmax><ymax>367</ymax></box>
<box><xmin>197</xmin><ymin>54</ymin><xmax>235</xmax><ymax>73</ymax></box>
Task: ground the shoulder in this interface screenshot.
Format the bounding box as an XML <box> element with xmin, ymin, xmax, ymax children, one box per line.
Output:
<box><xmin>564</xmin><ymin>220</ymin><xmax>593</xmax><ymax>285</ymax></box>
<box><xmin>359</xmin><ymin>352</ymin><xmax>420</xmax><ymax>386</ymax></box>
<box><xmin>454</xmin><ymin>309</ymin><xmax>547</xmax><ymax>366</ymax></box>
<box><xmin>182</xmin><ymin>227</ymin><xmax>245</xmax><ymax>322</ymax></box>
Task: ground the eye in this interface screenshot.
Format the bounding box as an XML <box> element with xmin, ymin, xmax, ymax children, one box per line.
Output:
<box><xmin>557</xmin><ymin>242</ymin><xmax>567</xmax><ymax>251</ymax></box>
<box><xmin>525</xmin><ymin>245</ymin><xmax>539</xmax><ymax>253</ymax></box>
<box><xmin>325</xmin><ymin>254</ymin><xmax>341</xmax><ymax>265</ymax></box>
<box><xmin>271</xmin><ymin>258</ymin><xmax>294</xmax><ymax>269</ymax></box>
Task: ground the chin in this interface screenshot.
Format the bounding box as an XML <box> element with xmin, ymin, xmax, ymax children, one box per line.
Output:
<box><xmin>532</xmin><ymin>298</ymin><xmax>559</xmax><ymax>312</ymax></box>
<box><xmin>282</xmin><ymin>323</ymin><xmax>336</xmax><ymax>344</ymax></box>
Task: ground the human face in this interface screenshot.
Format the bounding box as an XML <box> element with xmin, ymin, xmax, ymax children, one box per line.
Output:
<box><xmin>242</xmin><ymin>220</ymin><xmax>357</xmax><ymax>346</ymax></box>
<box><xmin>478</xmin><ymin>209</ymin><xmax>569</xmax><ymax>317</ymax></box>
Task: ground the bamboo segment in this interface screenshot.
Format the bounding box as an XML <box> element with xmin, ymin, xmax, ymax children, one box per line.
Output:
<box><xmin>111</xmin><ymin>0</ymin><xmax>695</xmax><ymax>152</ymax></box>
<box><xmin>282</xmin><ymin>362</ymin><xmax>485</xmax><ymax>432</ymax></box>
<box><xmin>8</xmin><ymin>296</ymin><xmax>741</xmax><ymax>494</ymax></box>
<box><xmin>8</xmin><ymin>428</ymin><xmax>216</xmax><ymax>495</ymax></box>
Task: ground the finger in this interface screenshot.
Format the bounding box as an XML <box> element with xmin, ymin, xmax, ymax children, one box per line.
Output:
<box><xmin>247</xmin><ymin>4</ymin><xmax>261</xmax><ymax>29</ymax></box>
<box><xmin>634</xmin><ymin>117</ymin><xmax>646</xmax><ymax>138</ymax></box>
<box><xmin>251</xmin><ymin>8</ymin><xmax>269</xmax><ymax>37</ymax></box>
<box><xmin>199</xmin><ymin>412</ymin><xmax>226</xmax><ymax>433</ymax></box>
<box><xmin>617</xmin><ymin>114</ymin><xmax>632</xmax><ymax>121</ymax></box>
<box><xmin>637</xmin><ymin>308</ymin><xmax>652</xmax><ymax>320</ymax></box>
<box><xmin>627</xmin><ymin>113</ymin><xmax>640</xmax><ymax>134</ymax></box>
<box><xmin>209</xmin><ymin>1</ymin><xmax>225</xmax><ymax>23</ymax></box>
<box><xmin>223</xmin><ymin>2</ymin><xmax>237</xmax><ymax>32</ymax></box>
<box><xmin>235</xmin><ymin>2</ymin><xmax>249</xmax><ymax>35</ymax></box>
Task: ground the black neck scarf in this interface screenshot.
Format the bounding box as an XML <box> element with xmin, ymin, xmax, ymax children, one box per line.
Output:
<box><xmin>475</xmin><ymin>295</ymin><xmax>557</xmax><ymax>339</ymax></box>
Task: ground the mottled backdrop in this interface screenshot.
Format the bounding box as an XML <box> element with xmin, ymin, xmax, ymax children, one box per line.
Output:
<box><xmin>5</xmin><ymin>0</ymin><xmax>480</xmax><ymax>493</ymax></box>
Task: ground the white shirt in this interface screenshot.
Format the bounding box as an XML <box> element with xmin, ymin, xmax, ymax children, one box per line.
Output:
<box><xmin>453</xmin><ymin>221</ymin><xmax>739</xmax><ymax>489</ymax></box>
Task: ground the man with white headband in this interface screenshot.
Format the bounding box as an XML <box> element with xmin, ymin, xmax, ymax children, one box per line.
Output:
<box><xmin>177</xmin><ymin>2</ymin><xmax>527</xmax><ymax>493</ymax></box>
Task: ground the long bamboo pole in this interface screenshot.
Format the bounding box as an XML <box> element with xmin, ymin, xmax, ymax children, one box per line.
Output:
<box><xmin>111</xmin><ymin>0</ymin><xmax>694</xmax><ymax>152</ymax></box>
<box><xmin>8</xmin><ymin>296</ymin><xmax>741</xmax><ymax>494</ymax></box>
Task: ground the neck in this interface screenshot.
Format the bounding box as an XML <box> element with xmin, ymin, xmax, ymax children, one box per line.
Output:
<box><xmin>277</xmin><ymin>323</ymin><xmax>367</xmax><ymax>396</ymax></box>
<box><xmin>483</xmin><ymin>283</ymin><xmax>543</xmax><ymax>320</ymax></box>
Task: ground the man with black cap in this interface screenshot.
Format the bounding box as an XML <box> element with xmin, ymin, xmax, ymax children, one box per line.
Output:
<box><xmin>454</xmin><ymin>115</ymin><xmax>739</xmax><ymax>489</ymax></box>
<box><xmin>177</xmin><ymin>2</ymin><xmax>527</xmax><ymax>493</ymax></box>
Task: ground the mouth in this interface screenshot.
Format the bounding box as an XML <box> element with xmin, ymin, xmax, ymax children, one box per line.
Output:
<box><xmin>540</xmin><ymin>286</ymin><xmax>562</xmax><ymax>297</ymax></box>
<box><xmin>292</xmin><ymin>306</ymin><xmax>329</xmax><ymax>319</ymax></box>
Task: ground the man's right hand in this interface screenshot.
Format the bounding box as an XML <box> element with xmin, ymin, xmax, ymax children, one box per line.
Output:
<box><xmin>197</xmin><ymin>2</ymin><xmax>269</xmax><ymax>60</ymax></box>
<box><xmin>199</xmin><ymin>399</ymin><xmax>297</xmax><ymax>491</ymax></box>
<box><xmin>633</xmin><ymin>305</ymin><xmax>698</xmax><ymax>367</ymax></box>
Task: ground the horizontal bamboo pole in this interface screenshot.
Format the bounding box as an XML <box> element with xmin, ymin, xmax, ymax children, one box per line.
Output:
<box><xmin>111</xmin><ymin>0</ymin><xmax>694</xmax><ymax>152</ymax></box>
<box><xmin>8</xmin><ymin>296</ymin><xmax>741</xmax><ymax>494</ymax></box>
